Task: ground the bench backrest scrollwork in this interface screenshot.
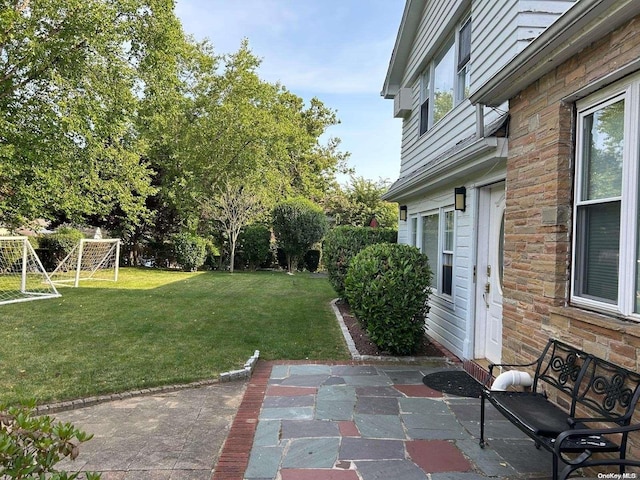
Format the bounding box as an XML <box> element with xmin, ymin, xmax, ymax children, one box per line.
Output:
<box><xmin>532</xmin><ymin>339</ymin><xmax>640</xmax><ymax>424</ymax></box>
<box><xmin>576</xmin><ymin>356</ymin><xmax>640</xmax><ymax>425</ymax></box>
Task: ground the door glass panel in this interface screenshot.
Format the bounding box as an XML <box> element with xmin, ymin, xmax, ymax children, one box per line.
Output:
<box><xmin>410</xmin><ymin>217</ymin><xmax>418</xmax><ymax>247</ymax></box>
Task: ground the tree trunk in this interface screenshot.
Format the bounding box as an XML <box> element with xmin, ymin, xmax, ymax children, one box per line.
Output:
<box><xmin>229</xmin><ymin>238</ymin><xmax>236</xmax><ymax>273</ymax></box>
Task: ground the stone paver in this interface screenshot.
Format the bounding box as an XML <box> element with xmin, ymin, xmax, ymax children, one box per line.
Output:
<box><xmin>225</xmin><ymin>363</ymin><xmax>557</xmax><ymax>480</ymax></box>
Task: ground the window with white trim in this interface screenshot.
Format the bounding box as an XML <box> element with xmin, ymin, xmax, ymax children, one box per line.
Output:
<box><xmin>572</xmin><ymin>79</ymin><xmax>640</xmax><ymax>318</ymax></box>
<box><xmin>420</xmin><ymin>209</ymin><xmax>455</xmax><ymax>297</ymax></box>
<box><xmin>419</xmin><ymin>14</ymin><xmax>471</xmax><ymax>134</ymax></box>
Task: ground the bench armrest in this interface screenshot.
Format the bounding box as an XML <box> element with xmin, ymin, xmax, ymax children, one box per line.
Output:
<box><xmin>554</xmin><ymin>423</ymin><xmax>640</xmax><ymax>464</ymax></box>
<box><xmin>567</xmin><ymin>416</ymin><xmax>630</xmax><ymax>427</ymax></box>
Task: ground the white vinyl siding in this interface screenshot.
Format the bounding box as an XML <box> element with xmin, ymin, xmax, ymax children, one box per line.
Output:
<box><xmin>397</xmin><ymin>0</ymin><xmax>575</xmax><ymax>178</ymax></box>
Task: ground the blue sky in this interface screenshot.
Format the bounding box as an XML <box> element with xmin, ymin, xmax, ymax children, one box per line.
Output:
<box><xmin>174</xmin><ymin>0</ymin><xmax>405</xmax><ymax>183</ymax></box>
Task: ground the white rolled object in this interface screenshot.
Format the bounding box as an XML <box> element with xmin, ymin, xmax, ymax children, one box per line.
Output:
<box><xmin>490</xmin><ymin>370</ymin><xmax>533</xmax><ymax>391</ymax></box>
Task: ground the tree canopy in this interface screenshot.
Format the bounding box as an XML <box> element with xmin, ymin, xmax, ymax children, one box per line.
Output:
<box><xmin>0</xmin><ymin>0</ymin><xmax>169</xmax><ymax>229</ymax></box>
<box><xmin>1</xmin><ymin>0</ymin><xmax>357</xmax><ymax>266</ymax></box>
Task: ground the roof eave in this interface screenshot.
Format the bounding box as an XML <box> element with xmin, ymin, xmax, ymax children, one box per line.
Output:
<box><xmin>381</xmin><ymin>0</ymin><xmax>426</xmax><ymax>99</ymax></box>
<box><xmin>470</xmin><ymin>0</ymin><xmax>640</xmax><ymax>107</ymax></box>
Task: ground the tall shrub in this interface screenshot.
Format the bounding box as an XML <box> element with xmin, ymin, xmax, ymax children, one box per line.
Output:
<box><xmin>173</xmin><ymin>233</ymin><xmax>207</xmax><ymax>272</ymax></box>
<box><xmin>239</xmin><ymin>224</ymin><xmax>272</xmax><ymax>270</ymax></box>
<box><xmin>345</xmin><ymin>243</ymin><xmax>431</xmax><ymax>355</ymax></box>
<box><xmin>272</xmin><ymin>198</ymin><xmax>328</xmax><ymax>272</ymax></box>
<box><xmin>323</xmin><ymin>226</ymin><xmax>397</xmax><ymax>297</ymax></box>
<box><xmin>38</xmin><ymin>227</ymin><xmax>86</xmax><ymax>271</ymax></box>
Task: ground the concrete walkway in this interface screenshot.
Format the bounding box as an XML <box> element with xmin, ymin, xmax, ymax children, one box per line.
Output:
<box><xmin>214</xmin><ymin>361</ymin><xmax>555</xmax><ymax>480</ymax></box>
<box><xmin>54</xmin><ymin>380</ymin><xmax>247</xmax><ymax>480</ymax></box>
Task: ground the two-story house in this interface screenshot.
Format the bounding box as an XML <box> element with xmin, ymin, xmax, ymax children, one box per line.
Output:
<box><xmin>382</xmin><ymin>0</ymin><xmax>575</xmax><ymax>366</ymax></box>
<box><xmin>469</xmin><ymin>0</ymin><xmax>640</xmax><ymax>462</ymax></box>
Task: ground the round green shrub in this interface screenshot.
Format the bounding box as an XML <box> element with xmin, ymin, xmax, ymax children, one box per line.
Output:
<box><xmin>345</xmin><ymin>243</ymin><xmax>431</xmax><ymax>355</ymax></box>
<box><xmin>173</xmin><ymin>233</ymin><xmax>207</xmax><ymax>272</ymax></box>
<box><xmin>323</xmin><ymin>226</ymin><xmax>397</xmax><ymax>297</ymax></box>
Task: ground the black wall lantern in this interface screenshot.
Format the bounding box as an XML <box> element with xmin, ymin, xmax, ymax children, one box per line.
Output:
<box><xmin>454</xmin><ymin>187</ymin><xmax>466</xmax><ymax>212</ymax></box>
<box><xmin>399</xmin><ymin>205</ymin><xmax>408</xmax><ymax>221</ymax></box>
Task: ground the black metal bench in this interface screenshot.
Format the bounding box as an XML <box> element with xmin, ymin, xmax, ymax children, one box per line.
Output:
<box><xmin>479</xmin><ymin>338</ymin><xmax>640</xmax><ymax>480</ymax></box>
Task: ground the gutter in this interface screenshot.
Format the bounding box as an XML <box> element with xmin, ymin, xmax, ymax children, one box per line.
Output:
<box><xmin>382</xmin><ymin>136</ymin><xmax>503</xmax><ymax>201</ymax></box>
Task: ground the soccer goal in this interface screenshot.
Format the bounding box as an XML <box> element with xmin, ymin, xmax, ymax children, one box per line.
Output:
<box><xmin>0</xmin><ymin>236</ymin><xmax>61</xmax><ymax>305</ymax></box>
<box><xmin>50</xmin><ymin>239</ymin><xmax>120</xmax><ymax>287</ymax></box>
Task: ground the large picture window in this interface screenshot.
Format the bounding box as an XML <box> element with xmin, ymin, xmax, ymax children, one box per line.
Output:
<box><xmin>419</xmin><ymin>14</ymin><xmax>471</xmax><ymax>134</ymax></box>
<box><xmin>572</xmin><ymin>82</ymin><xmax>640</xmax><ymax>318</ymax></box>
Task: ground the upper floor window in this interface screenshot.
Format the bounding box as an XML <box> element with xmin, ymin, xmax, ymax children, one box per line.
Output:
<box><xmin>457</xmin><ymin>17</ymin><xmax>471</xmax><ymax>100</ymax></box>
<box><xmin>419</xmin><ymin>15</ymin><xmax>471</xmax><ymax>134</ymax></box>
<box><xmin>572</xmin><ymin>78</ymin><xmax>640</xmax><ymax>319</ymax></box>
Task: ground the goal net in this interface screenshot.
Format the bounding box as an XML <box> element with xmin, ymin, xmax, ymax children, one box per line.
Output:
<box><xmin>50</xmin><ymin>239</ymin><xmax>120</xmax><ymax>287</ymax></box>
<box><xmin>0</xmin><ymin>236</ymin><xmax>60</xmax><ymax>305</ymax></box>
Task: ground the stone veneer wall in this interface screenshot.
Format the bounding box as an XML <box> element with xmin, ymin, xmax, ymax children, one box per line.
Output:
<box><xmin>503</xmin><ymin>15</ymin><xmax>640</xmax><ymax>462</ymax></box>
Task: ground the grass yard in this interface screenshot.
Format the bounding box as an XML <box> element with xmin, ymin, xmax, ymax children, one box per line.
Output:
<box><xmin>0</xmin><ymin>268</ymin><xmax>348</xmax><ymax>405</ymax></box>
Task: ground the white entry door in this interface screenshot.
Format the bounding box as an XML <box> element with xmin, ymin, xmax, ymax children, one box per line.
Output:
<box><xmin>475</xmin><ymin>183</ymin><xmax>505</xmax><ymax>364</ymax></box>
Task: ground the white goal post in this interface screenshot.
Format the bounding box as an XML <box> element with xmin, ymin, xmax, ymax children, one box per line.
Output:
<box><xmin>50</xmin><ymin>238</ymin><xmax>120</xmax><ymax>287</ymax></box>
<box><xmin>0</xmin><ymin>236</ymin><xmax>61</xmax><ymax>305</ymax></box>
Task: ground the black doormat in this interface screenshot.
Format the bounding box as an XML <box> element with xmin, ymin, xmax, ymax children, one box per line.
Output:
<box><xmin>423</xmin><ymin>371</ymin><xmax>484</xmax><ymax>398</ymax></box>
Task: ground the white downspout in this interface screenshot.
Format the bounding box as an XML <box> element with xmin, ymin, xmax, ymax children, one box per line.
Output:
<box><xmin>476</xmin><ymin>104</ymin><xmax>485</xmax><ymax>139</ymax></box>
<box><xmin>491</xmin><ymin>370</ymin><xmax>533</xmax><ymax>391</ymax></box>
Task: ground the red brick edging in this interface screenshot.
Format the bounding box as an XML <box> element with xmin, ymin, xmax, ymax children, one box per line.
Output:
<box><xmin>212</xmin><ymin>361</ymin><xmax>272</xmax><ymax>480</ymax></box>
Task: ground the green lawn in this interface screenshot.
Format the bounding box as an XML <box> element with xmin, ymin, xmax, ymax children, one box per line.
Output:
<box><xmin>0</xmin><ymin>268</ymin><xmax>348</xmax><ymax>405</ymax></box>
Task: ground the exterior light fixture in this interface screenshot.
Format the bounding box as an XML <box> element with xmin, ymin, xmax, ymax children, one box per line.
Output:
<box><xmin>399</xmin><ymin>205</ymin><xmax>408</xmax><ymax>221</ymax></box>
<box><xmin>454</xmin><ymin>187</ymin><xmax>467</xmax><ymax>212</ymax></box>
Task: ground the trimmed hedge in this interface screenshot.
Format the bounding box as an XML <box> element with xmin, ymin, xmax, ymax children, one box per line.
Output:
<box><xmin>303</xmin><ymin>249</ymin><xmax>321</xmax><ymax>272</ymax></box>
<box><xmin>323</xmin><ymin>226</ymin><xmax>397</xmax><ymax>297</ymax></box>
<box><xmin>345</xmin><ymin>243</ymin><xmax>431</xmax><ymax>355</ymax></box>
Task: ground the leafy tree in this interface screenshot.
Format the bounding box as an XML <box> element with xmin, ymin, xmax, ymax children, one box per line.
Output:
<box><xmin>272</xmin><ymin>198</ymin><xmax>328</xmax><ymax>273</ymax></box>
<box><xmin>0</xmin><ymin>0</ymin><xmax>167</xmax><ymax>229</ymax></box>
<box><xmin>202</xmin><ymin>179</ymin><xmax>264</xmax><ymax>273</ymax></box>
<box><xmin>324</xmin><ymin>176</ymin><xmax>398</xmax><ymax>228</ymax></box>
<box><xmin>163</xmin><ymin>41</ymin><xmax>349</xmax><ymax>230</ymax></box>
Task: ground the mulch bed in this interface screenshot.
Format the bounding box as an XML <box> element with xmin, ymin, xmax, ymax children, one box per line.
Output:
<box><xmin>336</xmin><ymin>299</ymin><xmax>444</xmax><ymax>357</ymax></box>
